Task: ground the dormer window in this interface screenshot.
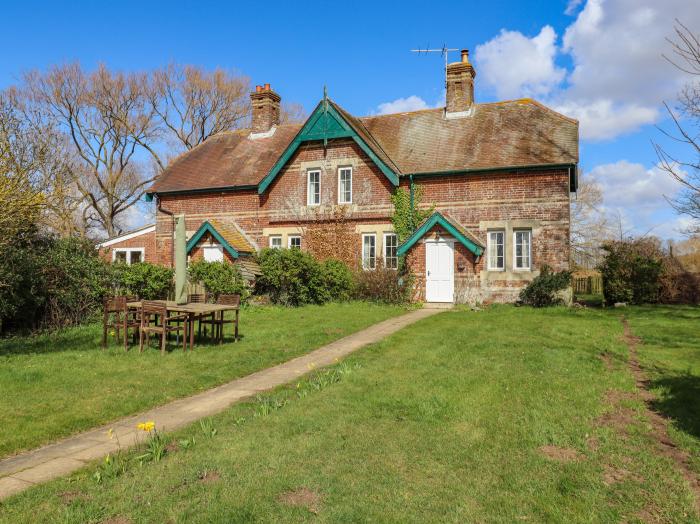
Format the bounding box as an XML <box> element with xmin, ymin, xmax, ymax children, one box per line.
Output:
<box><xmin>338</xmin><ymin>167</ymin><xmax>352</xmax><ymax>204</ymax></box>
<box><xmin>307</xmin><ymin>170</ymin><xmax>320</xmax><ymax>206</ymax></box>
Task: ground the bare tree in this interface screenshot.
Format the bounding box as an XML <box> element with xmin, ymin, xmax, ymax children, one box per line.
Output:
<box><xmin>570</xmin><ymin>178</ymin><xmax>612</xmax><ymax>268</ymax></box>
<box><xmin>25</xmin><ymin>63</ymin><xmax>161</xmax><ymax>237</ymax></box>
<box><xmin>146</xmin><ymin>64</ymin><xmax>250</xmax><ymax>152</ymax></box>
<box><xmin>656</xmin><ymin>20</ymin><xmax>700</xmax><ymax>233</ymax></box>
<box><xmin>0</xmin><ymin>90</ymin><xmax>46</xmax><ymax>253</ymax></box>
<box><xmin>280</xmin><ymin>102</ymin><xmax>307</xmax><ymax>124</ymax></box>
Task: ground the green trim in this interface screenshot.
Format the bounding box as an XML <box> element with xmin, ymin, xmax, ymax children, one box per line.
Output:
<box><xmin>405</xmin><ymin>163</ymin><xmax>578</xmax><ymax>193</ymax></box>
<box><xmin>397</xmin><ymin>212</ymin><xmax>484</xmax><ymax>257</ymax></box>
<box><xmin>258</xmin><ymin>99</ymin><xmax>399</xmax><ymax>194</ymax></box>
<box><xmin>186</xmin><ymin>221</ymin><xmax>240</xmax><ymax>259</ymax></box>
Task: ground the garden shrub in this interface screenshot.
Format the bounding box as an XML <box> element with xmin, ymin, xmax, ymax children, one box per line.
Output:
<box><xmin>188</xmin><ymin>260</ymin><xmax>251</xmax><ymax>302</ymax></box>
<box><xmin>353</xmin><ymin>266</ymin><xmax>412</xmax><ymax>304</ymax></box>
<box><xmin>256</xmin><ymin>249</ymin><xmax>355</xmax><ymax>306</ymax></box>
<box><xmin>256</xmin><ymin>248</ymin><xmax>325</xmax><ymax>306</ymax></box>
<box><xmin>598</xmin><ymin>240</ymin><xmax>663</xmax><ymax>304</ymax></box>
<box><xmin>113</xmin><ymin>262</ymin><xmax>174</xmax><ymax>300</ymax></box>
<box><xmin>0</xmin><ymin>236</ymin><xmax>112</xmax><ymax>331</ymax></box>
<box><xmin>519</xmin><ymin>265</ymin><xmax>572</xmax><ymax>307</ymax></box>
<box><xmin>320</xmin><ymin>259</ymin><xmax>355</xmax><ymax>302</ymax></box>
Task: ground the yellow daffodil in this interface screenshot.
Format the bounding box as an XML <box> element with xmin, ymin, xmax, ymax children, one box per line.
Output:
<box><xmin>107</xmin><ymin>428</ymin><xmax>114</xmax><ymax>440</ymax></box>
<box><xmin>137</xmin><ymin>421</ymin><xmax>155</xmax><ymax>433</ymax></box>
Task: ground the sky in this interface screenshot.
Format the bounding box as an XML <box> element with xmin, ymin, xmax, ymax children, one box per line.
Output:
<box><xmin>1</xmin><ymin>0</ymin><xmax>698</xmax><ymax>239</ymax></box>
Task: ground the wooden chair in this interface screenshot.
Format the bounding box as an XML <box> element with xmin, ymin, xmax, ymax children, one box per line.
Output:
<box><xmin>121</xmin><ymin>295</ymin><xmax>140</xmax><ymax>351</ymax></box>
<box><xmin>102</xmin><ymin>296</ymin><xmax>127</xmax><ymax>349</ymax></box>
<box><xmin>139</xmin><ymin>301</ymin><xmax>189</xmax><ymax>355</ymax></box>
<box><xmin>200</xmin><ymin>294</ymin><xmax>240</xmax><ymax>344</ymax></box>
<box><xmin>187</xmin><ymin>293</ymin><xmax>210</xmax><ymax>339</ymax></box>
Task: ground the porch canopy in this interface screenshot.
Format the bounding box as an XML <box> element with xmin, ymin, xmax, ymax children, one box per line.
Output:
<box><xmin>397</xmin><ymin>212</ymin><xmax>485</xmax><ymax>257</ymax></box>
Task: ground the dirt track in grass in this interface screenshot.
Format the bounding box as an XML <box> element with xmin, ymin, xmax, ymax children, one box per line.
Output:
<box><xmin>621</xmin><ymin>317</ymin><xmax>700</xmax><ymax>515</ymax></box>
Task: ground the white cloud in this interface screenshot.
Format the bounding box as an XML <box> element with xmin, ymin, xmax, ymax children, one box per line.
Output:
<box><xmin>473</xmin><ymin>0</ymin><xmax>700</xmax><ymax>140</ymax></box>
<box><xmin>565</xmin><ymin>0</ymin><xmax>584</xmax><ymax>16</ymax></box>
<box><xmin>587</xmin><ymin>160</ymin><xmax>688</xmax><ymax>238</ymax></box>
<box><xmin>474</xmin><ymin>25</ymin><xmax>565</xmax><ymax>100</ymax></box>
<box><xmin>588</xmin><ymin>160</ymin><xmax>683</xmax><ymax>210</ymax></box>
<box><xmin>376</xmin><ymin>95</ymin><xmax>430</xmax><ymax>115</ymax></box>
<box><xmin>553</xmin><ymin>100</ymin><xmax>658</xmax><ymax>140</ymax></box>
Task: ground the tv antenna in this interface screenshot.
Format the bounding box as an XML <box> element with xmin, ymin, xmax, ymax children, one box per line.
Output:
<box><xmin>411</xmin><ymin>44</ymin><xmax>459</xmax><ymax>87</ymax></box>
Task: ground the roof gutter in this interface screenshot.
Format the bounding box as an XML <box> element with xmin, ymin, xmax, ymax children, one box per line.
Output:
<box><xmin>147</xmin><ymin>184</ymin><xmax>259</xmax><ymax>200</ymax></box>
<box><xmin>406</xmin><ymin>162</ymin><xmax>578</xmax><ymax>192</ymax></box>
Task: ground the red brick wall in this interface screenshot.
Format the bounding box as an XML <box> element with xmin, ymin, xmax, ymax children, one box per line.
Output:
<box><xmin>154</xmin><ymin>138</ymin><xmax>571</xmax><ymax>302</ymax></box>
<box><xmin>99</xmin><ymin>230</ymin><xmax>157</xmax><ymax>264</ymax></box>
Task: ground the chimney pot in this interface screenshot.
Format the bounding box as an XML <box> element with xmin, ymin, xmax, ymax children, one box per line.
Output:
<box><xmin>264</xmin><ymin>83</ymin><xmax>271</xmax><ymax>91</ymax></box>
<box><xmin>461</xmin><ymin>49</ymin><xmax>469</xmax><ymax>63</ymax></box>
<box><xmin>255</xmin><ymin>85</ymin><xmax>262</xmax><ymax>93</ymax></box>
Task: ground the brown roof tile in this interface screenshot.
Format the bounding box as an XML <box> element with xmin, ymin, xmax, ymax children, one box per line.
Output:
<box><xmin>358</xmin><ymin>99</ymin><xmax>578</xmax><ymax>174</ymax></box>
<box><xmin>150</xmin><ymin>125</ymin><xmax>301</xmax><ymax>193</ymax></box>
<box><xmin>149</xmin><ymin>98</ymin><xmax>578</xmax><ymax>194</ymax></box>
<box><xmin>208</xmin><ymin>219</ymin><xmax>256</xmax><ymax>253</ymax></box>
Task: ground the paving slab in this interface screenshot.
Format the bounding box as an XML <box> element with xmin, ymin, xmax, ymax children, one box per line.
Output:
<box><xmin>0</xmin><ymin>306</ymin><xmax>442</xmax><ymax>501</ymax></box>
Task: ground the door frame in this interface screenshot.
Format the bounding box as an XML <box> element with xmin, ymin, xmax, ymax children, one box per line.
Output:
<box><xmin>424</xmin><ymin>238</ymin><xmax>455</xmax><ymax>303</ymax></box>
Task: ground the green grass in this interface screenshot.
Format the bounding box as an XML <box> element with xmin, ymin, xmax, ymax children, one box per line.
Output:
<box><xmin>2</xmin><ymin>305</ymin><xmax>698</xmax><ymax>522</ymax></box>
<box><xmin>0</xmin><ymin>302</ymin><xmax>405</xmax><ymax>458</ymax></box>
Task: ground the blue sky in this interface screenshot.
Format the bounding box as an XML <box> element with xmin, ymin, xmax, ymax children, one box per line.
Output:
<box><xmin>1</xmin><ymin>0</ymin><xmax>697</xmax><ymax>238</ymax></box>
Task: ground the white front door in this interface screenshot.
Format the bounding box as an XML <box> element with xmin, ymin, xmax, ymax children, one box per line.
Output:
<box><xmin>425</xmin><ymin>240</ymin><xmax>454</xmax><ymax>302</ymax></box>
<box><xmin>203</xmin><ymin>245</ymin><xmax>224</xmax><ymax>262</ymax></box>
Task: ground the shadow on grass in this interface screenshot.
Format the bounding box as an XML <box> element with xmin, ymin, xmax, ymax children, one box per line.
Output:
<box><xmin>0</xmin><ymin>325</ymin><xmax>101</xmax><ymax>357</ymax></box>
<box><xmin>649</xmin><ymin>372</ymin><xmax>700</xmax><ymax>441</ymax></box>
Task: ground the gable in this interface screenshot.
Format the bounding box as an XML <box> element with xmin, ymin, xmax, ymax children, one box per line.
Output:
<box><xmin>186</xmin><ymin>220</ymin><xmax>256</xmax><ymax>260</ymax></box>
<box><xmin>258</xmin><ymin>98</ymin><xmax>400</xmax><ymax>194</ymax></box>
<box><xmin>397</xmin><ymin>212</ymin><xmax>485</xmax><ymax>257</ymax></box>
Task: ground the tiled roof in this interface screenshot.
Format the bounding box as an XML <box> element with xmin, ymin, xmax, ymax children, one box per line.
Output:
<box><xmin>149</xmin><ymin>98</ymin><xmax>578</xmax><ymax>194</ymax></box>
<box><xmin>358</xmin><ymin>99</ymin><xmax>578</xmax><ymax>174</ymax></box>
<box><xmin>151</xmin><ymin>125</ymin><xmax>301</xmax><ymax>193</ymax></box>
<box><xmin>208</xmin><ymin>219</ymin><xmax>256</xmax><ymax>253</ymax></box>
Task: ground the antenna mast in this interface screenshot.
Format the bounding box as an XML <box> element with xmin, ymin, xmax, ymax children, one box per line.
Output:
<box><xmin>410</xmin><ymin>44</ymin><xmax>459</xmax><ymax>87</ymax></box>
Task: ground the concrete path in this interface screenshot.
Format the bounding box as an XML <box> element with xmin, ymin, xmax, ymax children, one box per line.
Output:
<box><xmin>0</xmin><ymin>307</ymin><xmax>442</xmax><ymax>501</ymax></box>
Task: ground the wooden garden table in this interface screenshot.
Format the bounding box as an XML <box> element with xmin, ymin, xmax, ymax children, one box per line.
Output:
<box><xmin>127</xmin><ymin>300</ymin><xmax>239</xmax><ymax>350</ymax></box>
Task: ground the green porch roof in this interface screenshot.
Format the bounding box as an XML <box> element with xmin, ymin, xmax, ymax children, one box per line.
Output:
<box><xmin>186</xmin><ymin>221</ymin><xmax>250</xmax><ymax>259</ymax></box>
<box><xmin>397</xmin><ymin>212</ymin><xmax>485</xmax><ymax>257</ymax></box>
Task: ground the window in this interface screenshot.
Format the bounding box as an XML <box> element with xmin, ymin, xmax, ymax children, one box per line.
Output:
<box><xmin>269</xmin><ymin>235</ymin><xmax>282</xmax><ymax>249</ymax></box>
<box><xmin>487</xmin><ymin>231</ymin><xmax>505</xmax><ymax>271</ymax></box>
<box><xmin>288</xmin><ymin>235</ymin><xmax>301</xmax><ymax>249</ymax></box>
<box><xmin>514</xmin><ymin>230</ymin><xmax>532</xmax><ymax>270</ymax></box>
<box><xmin>362</xmin><ymin>234</ymin><xmax>376</xmax><ymax>270</ymax></box>
<box><xmin>338</xmin><ymin>167</ymin><xmax>352</xmax><ymax>204</ymax></box>
<box><xmin>203</xmin><ymin>245</ymin><xmax>224</xmax><ymax>262</ymax></box>
<box><xmin>112</xmin><ymin>248</ymin><xmax>144</xmax><ymax>265</ymax></box>
<box><xmin>307</xmin><ymin>169</ymin><xmax>320</xmax><ymax>206</ymax></box>
<box><xmin>384</xmin><ymin>233</ymin><xmax>398</xmax><ymax>269</ymax></box>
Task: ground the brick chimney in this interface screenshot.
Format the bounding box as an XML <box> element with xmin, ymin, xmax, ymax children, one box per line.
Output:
<box><xmin>446</xmin><ymin>49</ymin><xmax>476</xmax><ymax>114</ymax></box>
<box><xmin>250</xmin><ymin>83</ymin><xmax>281</xmax><ymax>134</ymax></box>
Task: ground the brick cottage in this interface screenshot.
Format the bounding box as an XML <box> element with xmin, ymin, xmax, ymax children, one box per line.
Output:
<box><xmin>106</xmin><ymin>49</ymin><xmax>579</xmax><ymax>303</ymax></box>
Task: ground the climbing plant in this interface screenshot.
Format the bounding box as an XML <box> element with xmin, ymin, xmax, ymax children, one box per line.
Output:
<box><xmin>390</xmin><ymin>184</ymin><xmax>434</xmax><ymax>244</ymax></box>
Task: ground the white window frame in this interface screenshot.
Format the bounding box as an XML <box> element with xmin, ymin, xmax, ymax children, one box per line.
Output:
<box><xmin>338</xmin><ymin>166</ymin><xmax>352</xmax><ymax>204</ymax></box>
<box><xmin>513</xmin><ymin>229</ymin><xmax>532</xmax><ymax>271</ymax></box>
<box><xmin>307</xmin><ymin>169</ymin><xmax>321</xmax><ymax>206</ymax></box>
<box><xmin>203</xmin><ymin>244</ymin><xmax>224</xmax><ymax>262</ymax></box>
<box><xmin>362</xmin><ymin>233</ymin><xmax>376</xmax><ymax>270</ymax></box>
<box><xmin>288</xmin><ymin>235</ymin><xmax>301</xmax><ymax>249</ymax></box>
<box><xmin>487</xmin><ymin>230</ymin><xmax>505</xmax><ymax>271</ymax></box>
<box><xmin>383</xmin><ymin>233</ymin><xmax>398</xmax><ymax>270</ymax></box>
<box><xmin>112</xmin><ymin>247</ymin><xmax>145</xmax><ymax>265</ymax></box>
<box><xmin>269</xmin><ymin>235</ymin><xmax>283</xmax><ymax>249</ymax></box>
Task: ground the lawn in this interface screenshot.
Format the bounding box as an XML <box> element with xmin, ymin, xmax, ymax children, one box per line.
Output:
<box><xmin>1</xmin><ymin>304</ymin><xmax>698</xmax><ymax>522</ymax></box>
<box><xmin>0</xmin><ymin>302</ymin><xmax>405</xmax><ymax>459</ymax></box>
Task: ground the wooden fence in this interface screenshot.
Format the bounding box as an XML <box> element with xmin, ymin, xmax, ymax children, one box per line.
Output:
<box><xmin>572</xmin><ymin>275</ymin><xmax>603</xmax><ymax>295</ymax></box>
